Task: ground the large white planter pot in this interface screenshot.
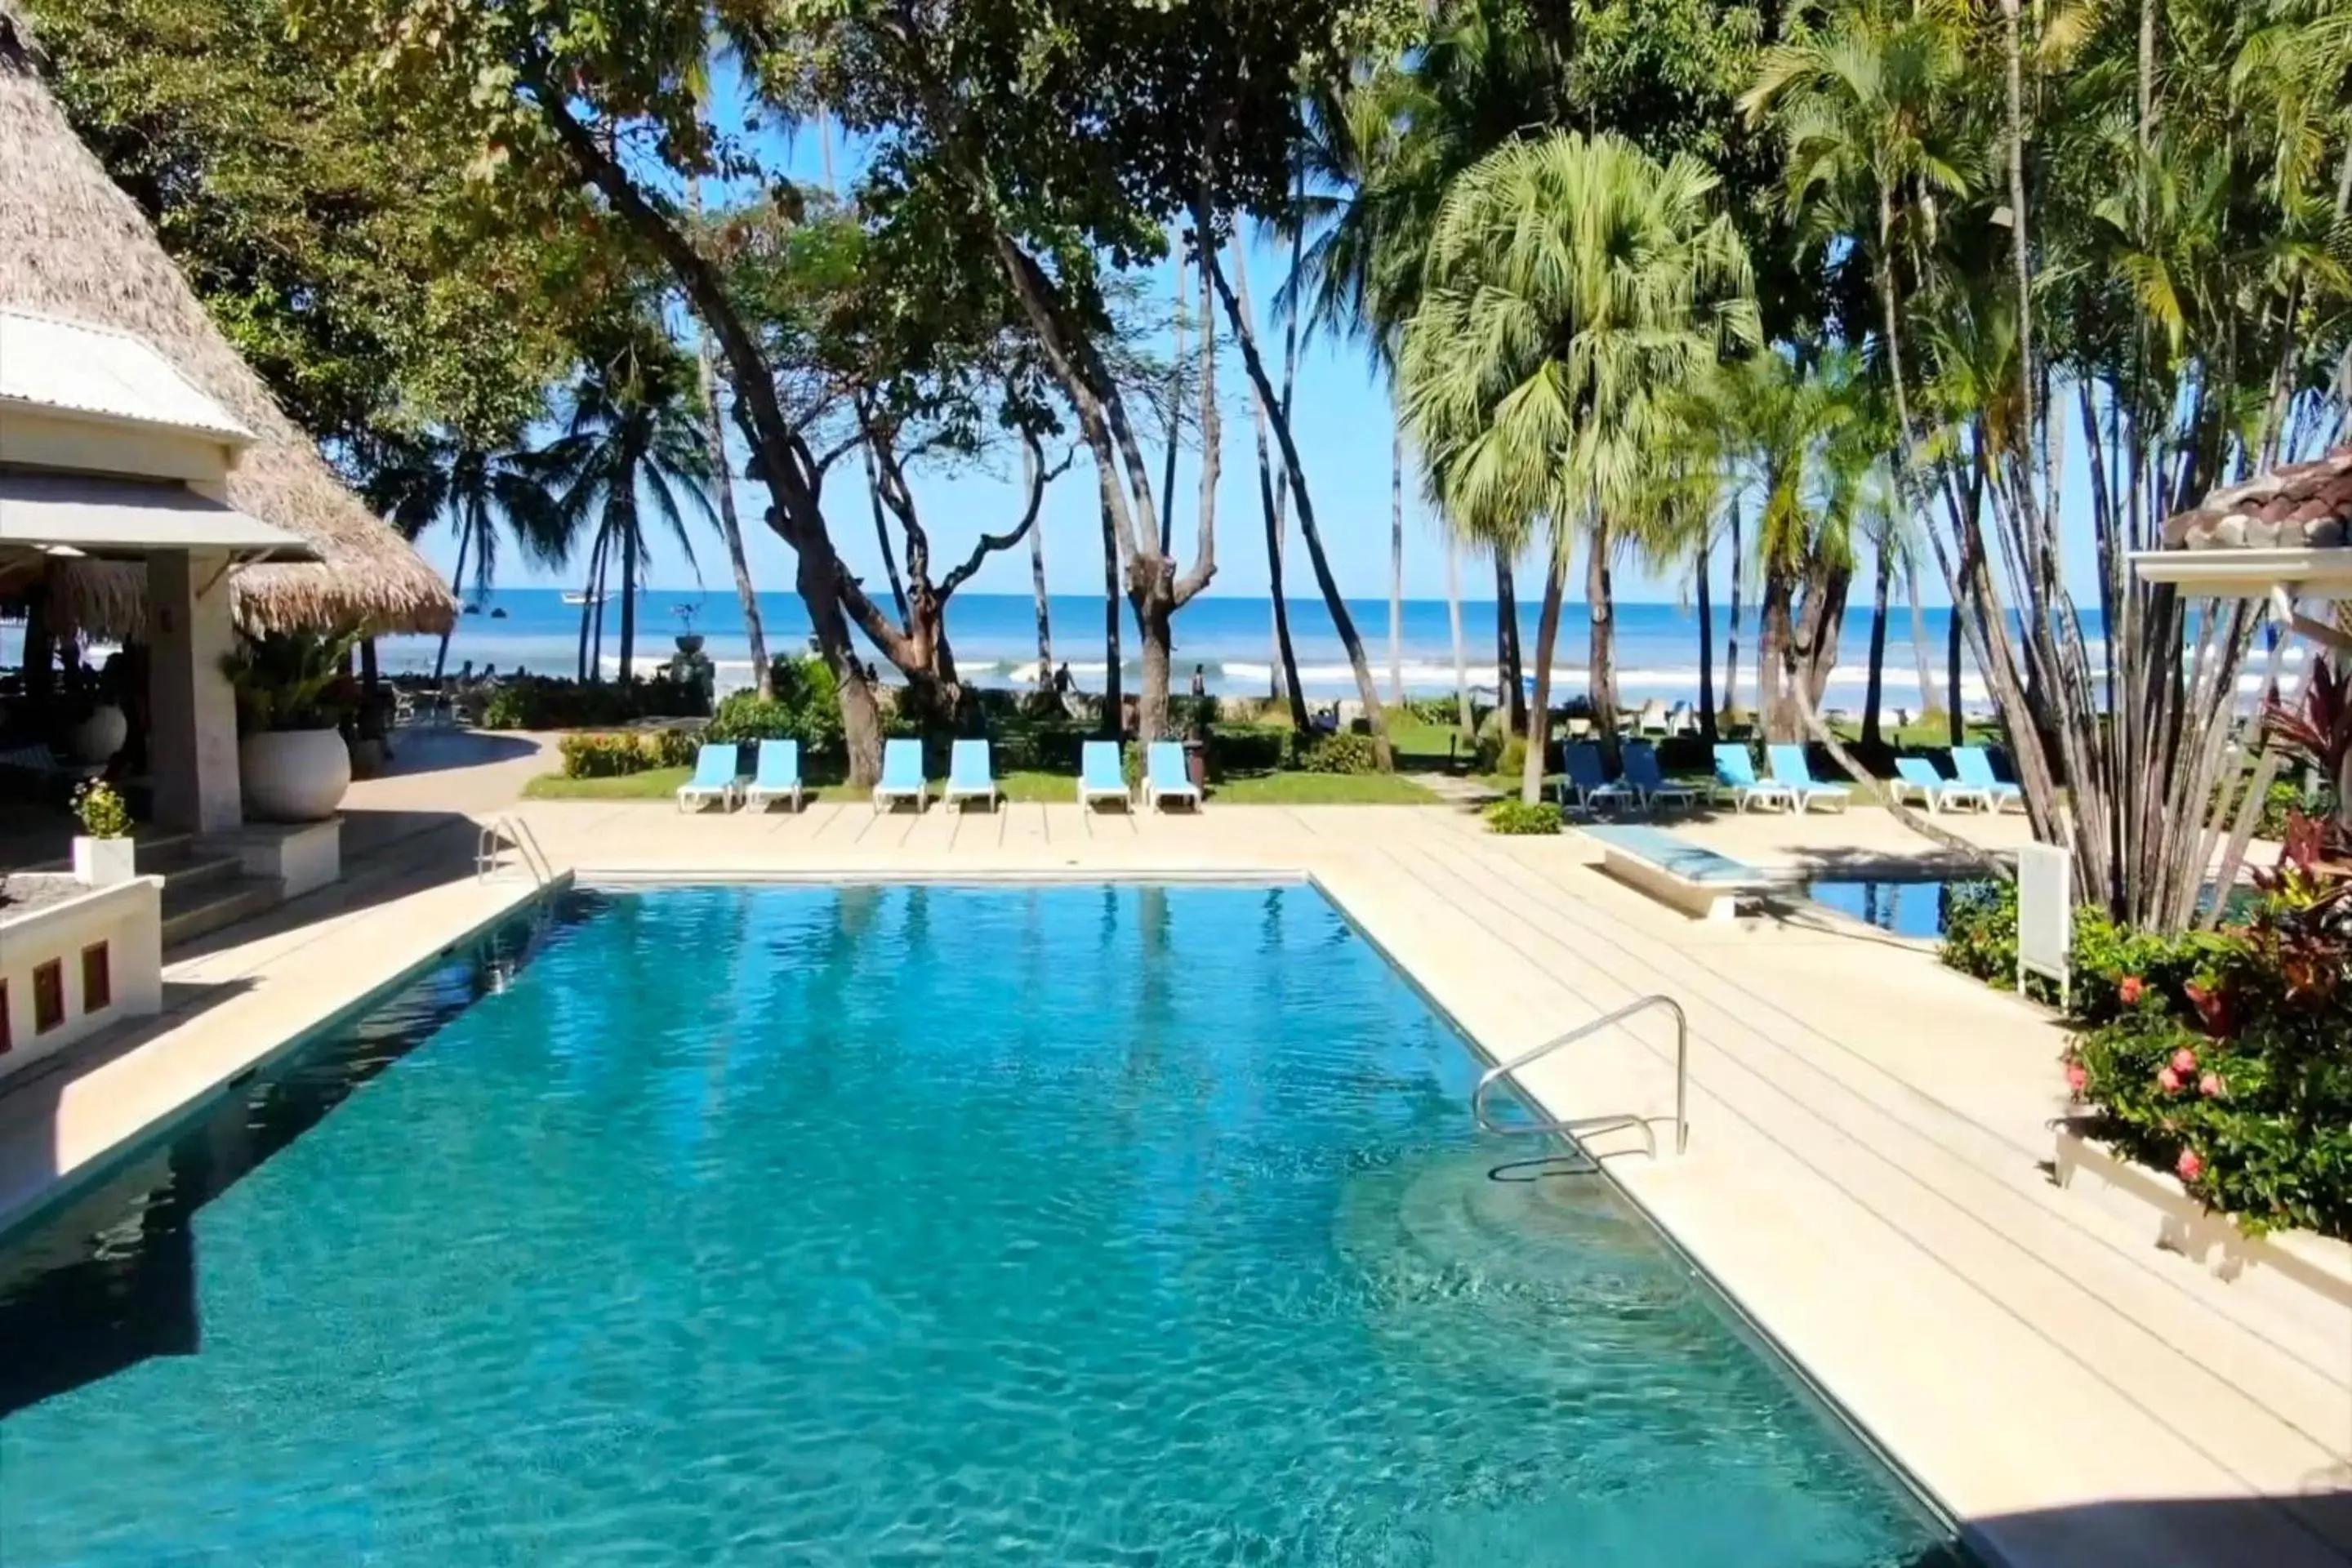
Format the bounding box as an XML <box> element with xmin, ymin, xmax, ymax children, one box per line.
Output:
<box><xmin>72</xmin><ymin>835</ymin><xmax>138</xmax><ymax>887</ymax></box>
<box><xmin>239</xmin><ymin>728</ymin><xmax>351</xmax><ymax>823</ymax></box>
<box><xmin>71</xmin><ymin>703</ymin><xmax>127</xmax><ymax>764</ymax></box>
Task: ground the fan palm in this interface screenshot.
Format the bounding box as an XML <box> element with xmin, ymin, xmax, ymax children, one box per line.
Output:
<box><xmin>540</xmin><ymin>322</ymin><xmax>715</xmax><ymax>684</ymax></box>
<box><xmin>365</xmin><ymin>426</ymin><xmax>568</xmax><ymax>684</ymax></box>
<box><xmin>1401</xmin><ymin>130</ymin><xmax>1757</xmax><ymax>804</ymax></box>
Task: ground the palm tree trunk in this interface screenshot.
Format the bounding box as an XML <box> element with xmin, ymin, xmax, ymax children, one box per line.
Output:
<box><xmin>1028</xmin><ymin>446</ymin><xmax>1054</xmax><ymax>688</ymax></box>
<box><xmin>1099</xmin><ymin>487</ymin><xmax>1124</xmax><ymax>738</ymax></box>
<box><xmin>1722</xmin><ymin>498</ymin><xmax>1743</xmax><ymax>724</ymax></box>
<box><xmin>434</xmin><ymin>523</ymin><xmax>471</xmax><ymax>685</ymax></box>
<box><xmin>1904</xmin><ymin>554</ymin><xmax>1942</xmax><ymax>720</ymax></box>
<box><xmin>576</xmin><ymin>538</ymin><xmax>597</xmax><ymax>682</ymax></box>
<box><xmin>590</xmin><ymin>535</ymin><xmax>610</xmax><ymax>683</ymax></box>
<box><xmin>1863</xmin><ymin>538</ymin><xmax>1892</xmax><ymax>746</ymax></box>
<box><xmin>1207</xmin><ymin>246</ymin><xmax>1388</xmax><ymax>765</ymax></box>
<box><xmin>1696</xmin><ymin>536</ymin><xmax>1717</xmax><ymax>742</ymax></box>
<box><xmin>689</xmin><ymin>176</ymin><xmax>771</xmax><ymax>699</ymax></box>
<box><xmin>1234</xmin><ymin>236</ymin><xmax>1308</xmax><ymax>732</ymax></box>
<box><xmin>1497</xmin><ymin>556</ymin><xmax>1526</xmax><ymax>733</ymax></box>
<box><xmin>1947</xmin><ymin>604</ymin><xmax>1966</xmax><ymax>746</ymax></box>
<box><xmin>1587</xmin><ymin>515</ymin><xmax>1620</xmax><ymax>759</ymax></box>
<box><xmin>1758</xmin><ymin>565</ymin><xmax>1791</xmax><ymax>740</ymax></box>
<box><xmin>1389</xmin><ymin>421</ymin><xmax>1405</xmax><ymax>705</ymax></box>
<box><xmin>617</xmin><ymin>513</ymin><xmax>639</xmax><ymax>684</ymax></box>
<box><xmin>1446</xmin><ymin>539</ymin><xmax>1472</xmax><ymax>733</ymax></box>
<box><xmin>1521</xmin><ymin>540</ymin><xmax>1567</xmax><ymax>804</ymax></box>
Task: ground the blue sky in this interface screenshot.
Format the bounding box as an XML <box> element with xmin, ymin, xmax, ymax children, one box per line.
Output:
<box><xmin>408</xmin><ymin>78</ymin><xmax>2126</xmax><ymax>612</ymax></box>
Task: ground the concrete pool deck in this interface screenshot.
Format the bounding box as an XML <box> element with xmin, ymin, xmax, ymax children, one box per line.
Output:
<box><xmin>0</xmin><ymin>734</ymin><xmax>2343</xmax><ymax>1568</ymax></box>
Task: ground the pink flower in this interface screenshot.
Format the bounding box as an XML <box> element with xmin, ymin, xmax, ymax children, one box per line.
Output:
<box><xmin>2156</xmin><ymin>1067</ymin><xmax>2182</xmax><ymax>1094</ymax></box>
<box><xmin>2198</xmin><ymin>1072</ymin><xmax>2224</xmax><ymax>1099</ymax></box>
<box><xmin>2118</xmin><ymin>976</ymin><xmax>2145</xmax><ymax>1006</ymax></box>
<box><xmin>2065</xmin><ymin>1062</ymin><xmax>2089</xmax><ymax>1096</ymax></box>
<box><xmin>2169</xmin><ymin>1047</ymin><xmax>2198</xmax><ymax>1076</ymax></box>
<box><xmin>2176</xmin><ymin>1147</ymin><xmax>2203</xmax><ymax>1183</ymax></box>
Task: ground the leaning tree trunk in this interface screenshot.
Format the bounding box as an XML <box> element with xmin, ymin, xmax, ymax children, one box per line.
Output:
<box><xmin>575</xmin><ymin>536</ymin><xmax>598</xmax><ymax>682</ymax></box>
<box><xmin>1236</xmin><ymin>234</ymin><xmax>1308</xmax><ymax>732</ymax></box>
<box><xmin>1862</xmin><ymin>539</ymin><xmax>1893</xmax><ymax>746</ymax></box>
<box><xmin>1447</xmin><ymin>539</ymin><xmax>1472</xmax><ymax>733</ymax></box>
<box><xmin>434</xmin><ymin>523</ymin><xmax>471</xmax><ymax>686</ymax></box>
<box><xmin>1521</xmin><ymin>541</ymin><xmax>1568</xmax><ymax>804</ymax></box>
<box><xmin>690</xmin><ymin>176</ymin><xmax>771</xmax><ymax>698</ymax></box>
<box><xmin>1134</xmin><ymin>585</ymin><xmax>1176</xmax><ymax>741</ymax></box>
<box><xmin>1497</xmin><ymin>556</ymin><xmax>1526</xmax><ymax>733</ymax></box>
<box><xmin>1696</xmin><ymin>536</ymin><xmax>1717</xmax><ymax>742</ymax></box>
<box><xmin>1389</xmin><ymin>421</ymin><xmax>1405</xmax><ymax>705</ymax></box>
<box><xmin>1209</xmin><ymin>247</ymin><xmax>1389</xmax><ymax>765</ymax></box>
<box><xmin>1588</xmin><ymin>518</ymin><xmax>1622</xmax><ymax>760</ymax></box>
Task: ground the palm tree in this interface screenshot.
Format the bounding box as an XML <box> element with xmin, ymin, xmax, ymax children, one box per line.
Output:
<box><xmin>1401</xmin><ymin>131</ymin><xmax>1757</xmax><ymax>804</ymax></box>
<box><xmin>367</xmin><ymin>427</ymin><xmax>568</xmax><ymax>684</ymax></box>
<box><xmin>540</xmin><ymin>322</ymin><xmax>716</xmax><ymax>684</ymax></box>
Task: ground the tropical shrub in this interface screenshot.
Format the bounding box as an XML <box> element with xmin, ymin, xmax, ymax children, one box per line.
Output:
<box><xmin>1484</xmin><ymin>800</ymin><xmax>1561</xmax><ymax>835</ymax></box>
<box><xmin>558</xmin><ymin>732</ymin><xmax>659</xmax><ymax>778</ymax></box>
<box><xmin>473</xmin><ymin>675</ymin><xmax>708</xmax><ymax>729</ymax></box>
<box><xmin>222</xmin><ymin>629</ymin><xmax>361</xmax><ymax>732</ymax></box>
<box><xmin>706</xmin><ymin>656</ymin><xmax>842</xmax><ymax>753</ymax></box>
<box><xmin>1939</xmin><ymin>881</ymin><xmax>2223</xmax><ymax>1019</ymax></box>
<box><xmin>1292</xmin><ymin>731</ymin><xmax>1379</xmax><ymax>775</ymax></box>
<box><xmin>1205</xmin><ymin>724</ymin><xmax>1290</xmax><ymax>774</ymax></box>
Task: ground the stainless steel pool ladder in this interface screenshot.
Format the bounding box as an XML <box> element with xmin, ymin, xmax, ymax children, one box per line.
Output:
<box><xmin>1470</xmin><ymin>995</ymin><xmax>1689</xmax><ymax>1160</ymax></box>
<box><xmin>474</xmin><ymin>816</ymin><xmax>553</xmax><ymax>885</ymax></box>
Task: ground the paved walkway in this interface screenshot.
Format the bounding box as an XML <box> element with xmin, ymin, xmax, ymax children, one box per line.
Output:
<box><xmin>0</xmin><ymin>731</ymin><xmax>2341</xmax><ymax>1568</ymax></box>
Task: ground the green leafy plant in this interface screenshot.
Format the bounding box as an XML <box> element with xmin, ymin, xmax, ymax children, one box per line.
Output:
<box><xmin>70</xmin><ymin>779</ymin><xmax>131</xmax><ymax>838</ymax></box>
<box><xmin>221</xmin><ymin>629</ymin><xmax>361</xmax><ymax>732</ymax></box>
<box><xmin>558</xmin><ymin>732</ymin><xmax>659</xmax><ymax>779</ymax></box>
<box><xmin>1292</xmin><ymin>731</ymin><xmax>1379</xmax><ymax>775</ymax></box>
<box><xmin>470</xmin><ymin>675</ymin><xmax>710</xmax><ymax>730</ymax></box>
<box><xmin>1484</xmin><ymin>800</ymin><xmax>1562</xmax><ymax>835</ymax></box>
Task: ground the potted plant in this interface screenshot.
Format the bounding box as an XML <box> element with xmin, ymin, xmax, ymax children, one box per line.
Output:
<box><xmin>222</xmin><ymin>630</ymin><xmax>360</xmax><ymax>822</ymax></box>
<box><xmin>69</xmin><ymin>778</ymin><xmax>136</xmax><ymax>886</ymax></box>
<box><xmin>672</xmin><ymin>602</ymin><xmax>705</xmax><ymax>657</ymax></box>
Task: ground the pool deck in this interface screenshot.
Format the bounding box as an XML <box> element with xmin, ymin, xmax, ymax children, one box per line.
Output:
<box><xmin>1</xmin><ymin>733</ymin><xmax>2344</xmax><ymax>1568</ymax></box>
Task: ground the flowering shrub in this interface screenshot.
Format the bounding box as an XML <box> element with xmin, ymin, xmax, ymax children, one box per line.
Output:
<box><xmin>70</xmin><ymin>779</ymin><xmax>131</xmax><ymax>838</ymax></box>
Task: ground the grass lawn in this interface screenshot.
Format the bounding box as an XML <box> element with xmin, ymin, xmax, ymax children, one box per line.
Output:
<box><xmin>523</xmin><ymin>764</ymin><xmax>1438</xmax><ymax>805</ymax></box>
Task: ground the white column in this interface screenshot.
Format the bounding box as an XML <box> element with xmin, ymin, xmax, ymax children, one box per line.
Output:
<box><xmin>147</xmin><ymin>549</ymin><xmax>242</xmax><ymax>833</ymax></box>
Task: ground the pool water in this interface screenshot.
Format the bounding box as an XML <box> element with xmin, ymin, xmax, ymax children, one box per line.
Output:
<box><xmin>1806</xmin><ymin>880</ymin><xmax>1988</xmax><ymax>940</ymax></box>
<box><xmin>0</xmin><ymin>884</ymin><xmax>1962</xmax><ymax>1566</ymax></box>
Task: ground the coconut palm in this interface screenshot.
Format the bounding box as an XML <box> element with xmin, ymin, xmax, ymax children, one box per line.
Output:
<box><xmin>365</xmin><ymin>426</ymin><xmax>568</xmax><ymax>684</ymax></box>
<box><xmin>539</xmin><ymin>322</ymin><xmax>715</xmax><ymax>684</ymax></box>
<box><xmin>1401</xmin><ymin>130</ymin><xmax>1757</xmax><ymax>804</ymax></box>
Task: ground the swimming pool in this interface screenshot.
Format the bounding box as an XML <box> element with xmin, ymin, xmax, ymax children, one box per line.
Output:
<box><xmin>1805</xmin><ymin>879</ymin><xmax>1989</xmax><ymax>940</ymax></box>
<box><xmin>0</xmin><ymin>884</ymin><xmax>1962</xmax><ymax>1566</ymax></box>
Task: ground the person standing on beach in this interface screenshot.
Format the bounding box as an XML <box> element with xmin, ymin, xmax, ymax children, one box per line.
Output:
<box><xmin>1191</xmin><ymin>665</ymin><xmax>1207</xmax><ymax>699</ymax></box>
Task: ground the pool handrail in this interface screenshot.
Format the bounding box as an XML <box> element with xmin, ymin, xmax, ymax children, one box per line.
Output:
<box><xmin>1471</xmin><ymin>993</ymin><xmax>1689</xmax><ymax>1160</ymax></box>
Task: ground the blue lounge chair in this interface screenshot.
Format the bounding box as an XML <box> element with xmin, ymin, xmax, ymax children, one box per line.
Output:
<box><xmin>1557</xmin><ymin>742</ymin><xmax>1635</xmax><ymax>816</ymax></box>
<box><xmin>946</xmin><ymin>738</ymin><xmax>1000</xmax><ymax>813</ymax></box>
<box><xmin>873</xmin><ymin>737</ymin><xmax>927</xmax><ymax>813</ymax></box>
<box><xmin>1712</xmin><ymin>745</ymin><xmax>1794</xmax><ymax>813</ymax></box>
<box><xmin>1766</xmin><ymin>744</ymin><xmax>1853</xmax><ymax>813</ymax></box>
<box><xmin>1890</xmin><ymin>755</ymin><xmax>1989</xmax><ymax>815</ymax></box>
<box><xmin>1621</xmin><ymin>741</ymin><xmax>1697</xmax><ymax>812</ymax></box>
<box><xmin>1951</xmin><ymin>746</ymin><xmax>2026</xmax><ymax>813</ymax></box>
<box><xmin>1079</xmin><ymin>740</ymin><xmax>1131</xmax><ymax>810</ymax></box>
<box><xmin>1143</xmin><ymin>741</ymin><xmax>1201</xmax><ymax>812</ymax></box>
<box><xmin>742</xmin><ymin>738</ymin><xmax>804</xmax><ymax>812</ymax></box>
<box><xmin>676</xmin><ymin>742</ymin><xmax>747</xmax><ymax>813</ymax></box>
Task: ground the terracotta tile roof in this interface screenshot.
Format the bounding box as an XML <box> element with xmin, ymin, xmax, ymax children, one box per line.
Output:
<box><xmin>2163</xmin><ymin>446</ymin><xmax>2352</xmax><ymax>551</ymax></box>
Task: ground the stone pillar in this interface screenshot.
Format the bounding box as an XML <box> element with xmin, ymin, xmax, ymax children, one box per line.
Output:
<box><xmin>147</xmin><ymin>550</ymin><xmax>242</xmax><ymax>833</ymax></box>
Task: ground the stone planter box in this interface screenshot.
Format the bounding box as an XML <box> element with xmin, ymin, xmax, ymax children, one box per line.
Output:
<box><xmin>0</xmin><ymin>875</ymin><xmax>164</xmax><ymax>1081</ymax></box>
<box><xmin>71</xmin><ymin>835</ymin><xmax>137</xmax><ymax>888</ymax></box>
<box><xmin>2053</xmin><ymin>1120</ymin><xmax>2352</xmax><ymax>1323</ymax></box>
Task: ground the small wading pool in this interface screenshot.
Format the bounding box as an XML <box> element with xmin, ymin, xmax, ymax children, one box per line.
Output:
<box><xmin>1805</xmin><ymin>879</ymin><xmax>1992</xmax><ymax>940</ymax></box>
<box><xmin>0</xmin><ymin>884</ymin><xmax>1965</xmax><ymax>1566</ymax></box>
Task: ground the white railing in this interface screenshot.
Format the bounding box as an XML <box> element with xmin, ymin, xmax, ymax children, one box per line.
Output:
<box><xmin>474</xmin><ymin>816</ymin><xmax>554</xmax><ymax>886</ymax></box>
<box><xmin>1471</xmin><ymin>995</ymin><xmax>1690</xmax><ymax>1160</ymax></box>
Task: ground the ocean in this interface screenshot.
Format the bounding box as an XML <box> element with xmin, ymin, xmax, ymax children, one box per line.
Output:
<box><xmin>381</xmin><ymin>587</ymin><xmax>2008</xmax><ymax>711</ymax></box>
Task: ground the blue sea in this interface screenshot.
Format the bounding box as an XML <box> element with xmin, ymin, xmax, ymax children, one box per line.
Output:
<box><xmin>386</xmin><ymin>588</ymin><xmax>2002</xmax><ymax>710</ymax></box>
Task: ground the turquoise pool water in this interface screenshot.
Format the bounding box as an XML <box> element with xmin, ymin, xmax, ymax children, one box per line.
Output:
<box><xmin>1806</xmin><ymin>880</ymin><xmax>1987</xmax><ymax>940</ymax></box>
<box><xmin>0</xmin><ymin>884</ymin><xmax>1962</xmax><ymax>1566</ymax></box>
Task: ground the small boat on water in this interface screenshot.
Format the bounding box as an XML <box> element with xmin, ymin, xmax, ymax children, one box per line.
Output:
<box><xmin>560</xmin><ymin>590</ymin><xmax>612</xmax><ymax>607</ymax></box>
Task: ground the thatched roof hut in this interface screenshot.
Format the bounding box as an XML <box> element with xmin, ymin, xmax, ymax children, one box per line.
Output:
<box><xmin>0</xmin><ymin>5</ymin><xmax>455</xmax><ymax>638</ymax></box>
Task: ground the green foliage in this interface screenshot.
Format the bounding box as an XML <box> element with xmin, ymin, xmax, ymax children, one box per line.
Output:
<box><xmin>1484</xmin><ymin>800</ymin><xmax>1563</xmax><ymax>835</ymax></box>
<box><xmin>70</xmin><ymin>780</ymin><xmax>131</xmax><ymax>839</ymax></box>
<box><xmin>472</xmin><ymin>676</ymin><xmax>707</xmax><ymax>730</ymax></box>
<box><xmin>222</xmin><ymin>630</ymin><xmax>361</xmax><ymax>733</ymax></box>
<box><xmin>701</xmin><ymin>659</ymin><xmax>844</xmax><ymax>757</ymax></box>
<box><xmin>1292</xmin><ymin>731</ymin><xmax>1380</xmax><ymax>775</ymax></box>
<box><xmin>1939</xmin><ymin>881</ymin><xmax>2226</xmax><ymax>1021</ymax></box>
<box><xmin>555</xmin><ymin>728</ymin><xmax>702</xmax><ymax>779</ymax></box>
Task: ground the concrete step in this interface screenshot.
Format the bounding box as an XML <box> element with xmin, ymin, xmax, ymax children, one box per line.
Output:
<box><xmin>140</xmin><ymin>845</ymin><xmax>243</xmax><ymax>893</ymax></box>
<box><xmin>159</xmin><ymin>873</ymin><xmax>278</xmax><ymax>948</ymax></box>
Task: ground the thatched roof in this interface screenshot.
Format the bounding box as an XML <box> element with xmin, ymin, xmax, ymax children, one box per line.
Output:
<box><xmin>0</xmin><ymin>6</ymin><xmax>455</xmax><ymax>638</ymax></box>
<box><xmin>2163</xmin><ymin>445</ymin><xmax>2352</xmax><ymax>553</ymax></box>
